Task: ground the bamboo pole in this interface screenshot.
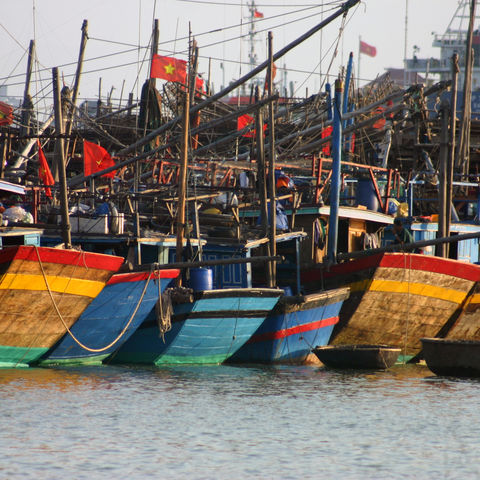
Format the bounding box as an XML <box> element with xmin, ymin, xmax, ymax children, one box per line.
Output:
<box><xmin>65</xmin><ymin>19</ymin><xmax>88</xmax><ymax>159</ymax></box>
<box><xmin>126</xmin><ymin>255</ymin><xmax>285</xmax><ymax>273</ymax></box>
<box><xmin>52</xmin><ymin>67</ymin><xmax>72</xmax><ymax>249</ymax></box>
<box><xmin>19</xmin><ymin>40</ymin><xmax>35</xmax><ymax>142</ymax></box>
<box><xmin>435</xmin><ymin>100</ymin><xmax>449</xmax><ymax>258</ymax></box>
<box><xmin>455</xmin><ymin>0</ymin><xmax>476</xmax><ymax>174</ymax></box>
<box><xmin>337</xmin><ymin>231</ymin><xmax>480</xmax><ymax>262</ymax></box>
<box><xmin>175</xmin><ymin>49</ymin><xmax>192</xmax><ymax>285</ymax></box>
<box><xmin>267</xmin><ymin>31</ymin><xmax>277</xmax><ymax>287</ymax></box>
<box><xmin>447</xmin><ymin>53</ymin><xmax>459</xmax><ymax>243</ymax></box>
<box><xmin>256</xmin><ymin>87</ymin><xmax>269</xmax><ymax>237</ymax></box>
<box><xmin>326</xmin><ymin>78</ymin><xmax>343</xmax><ymax>264</ymax></box>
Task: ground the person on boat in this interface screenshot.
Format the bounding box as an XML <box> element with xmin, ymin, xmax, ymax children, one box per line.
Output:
<box><xmin>392</xmin><ymin>217</ymin><xmax>414</xmax><ymax>246</ymax></box>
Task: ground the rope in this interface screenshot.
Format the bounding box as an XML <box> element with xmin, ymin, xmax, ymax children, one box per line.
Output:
<box><xmin>156</xmin><ymin>283</ymin><xmax>173</xmax><ymax>342</ymax></box>
<box><xmin>35</xmin><ymin>246</ymin><xmax>154</xmax><ymax>353</ymax></box>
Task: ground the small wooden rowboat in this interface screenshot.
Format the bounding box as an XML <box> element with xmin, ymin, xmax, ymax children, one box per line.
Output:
<box><xmin>421</xmin><ymin>338</ymin><xmax>480</xmax><ymax>377</ymax></box>
<box><xmin>313</xmin><ymin>344</ymin><xmax>401</xmax><ymax>369</ymax></box>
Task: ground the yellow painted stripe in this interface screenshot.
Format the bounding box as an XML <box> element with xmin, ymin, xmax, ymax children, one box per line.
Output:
<box><xmin>349</xmin><ymin>279</ymin><xmax>466</xmax><ymax>304</ymax></box>
<box><xmin>0</xmin><ymin>273</ymin><xmax>105</xmax><ymax>298</ymax></box>
<box><xmin>467</xmin><ymin>293</ymin><xmax>480</xmax><ymax>305</ymax></box>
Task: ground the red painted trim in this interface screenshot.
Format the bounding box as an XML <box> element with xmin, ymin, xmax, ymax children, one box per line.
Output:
<box><xmin>108</xmin><ymin>269</ymin><xmax>180</xmax><ymax>285</ymax></box>
<box><xmin>247</xmin><ymin>316</ymin><xmax>338</xmax><ymax>344</ymax></box>
<box><xmin>379</xmin><ymin>253</ymin><xmax>480</xmax><ymax>282</ymax></box>
<box><xmin>303</xmin><ymin>253</ymin><xmax>480</xmax><ymax>283</ymax></box>
<box><xmin>0</xmin><ymin>245</ymin><xmax>123</xmax><ymax>272</ymax></box>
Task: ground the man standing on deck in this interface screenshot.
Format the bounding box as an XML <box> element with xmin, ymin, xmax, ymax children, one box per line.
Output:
<box><xmin>392</xmin><ymin>217</ymin><xmax>414</xmax><ymax>245</ymax></box>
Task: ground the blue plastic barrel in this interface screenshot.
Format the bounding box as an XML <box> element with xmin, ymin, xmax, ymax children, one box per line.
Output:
<box><xmin>189</xmin><ymin>267</ymin><xmax>214</xmax><ymax>292</ymax></box>
<box><xmin>281</xmin><ymin>286</ymin><xmax>293</xmax><ymax>296</ymax></box>
<box><xmin>356</xmin><ymin>178</ymin><xmax>379</xmax><ymax>212</ymax></box>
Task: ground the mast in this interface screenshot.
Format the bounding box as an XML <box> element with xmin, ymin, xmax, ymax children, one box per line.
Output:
<box><xmin>19</xmin><ymin>40</ymin><xmax>35</xmax><ymax>145</ymax></box>
<box><xmin>267</xmin><ymin>31</ymin><xmax>276</xmax><ymax>287</ymax></box>
<box><xmin>175</xmin><ymin>43</ymin><xmax>193</xmax><ymax>284</ymax></box>
<box><xmin>52</xmin><ymin>67</ymin><xmax>72</xmax><ymax>249</ymax></box>
<box><xmin>447</xmin><ymin>53</ymin><xmax>459</xmax><ymax>242</ymax></box>
<box><xmin>327</xmin><ymin>79</ymin><xmax>343</xmax><ymax>264</ymax></box>
<box><xmin>456</xmin><ymin>0</ymin><xmax>477</xmax><ymax>176</ymax></box>
<box><xmin>65</xmin><ymin>20</ymin><xmax>88</xmax><ymax>160</ymax></box>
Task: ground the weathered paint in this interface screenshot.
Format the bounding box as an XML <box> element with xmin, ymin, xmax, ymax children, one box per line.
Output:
<box><xmin>303</xmin><ymin>253</ymin><xmax>480</xmax><ymax>357</ymax></box>
<box><xmin>0</xmin><ymin>273</ymin><xmax>106</xmax><ymax>298</ymax></box>
<box><xmin>0</xmin><ymin>345</ymin><xmax>49</xmax><ymax>368</ymax></box>
<box><xmin>228</xmin><ymin>288</ymin><xmax>349</xmax><ymax>364</ymax></box>
<box><xmin>0</xmin><ymin>245</ymin><xmax>123</xmax><ymax>367</ymax></box>
<box><xmin>111</xmin><ymin>289</ymin><xmax>282</xmax><ymax>365</ymax></box>
<box><xmin>39</xmin><ymin>270</ymin><xmax>179</xmax><ymax>366</ymax></box>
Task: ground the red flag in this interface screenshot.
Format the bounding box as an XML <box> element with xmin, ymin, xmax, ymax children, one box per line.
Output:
<box><xmin>83</xmin><ymin>140</ymin><xmax>116</xmax><ymax>178</ymax></box>
<box><xmin>254</xmin><ymin>9</ymin><xmax>264</xmax><ymax>18</ymax></box>
<box><xmin>37</xmin><ymin>140</ymin><xmax>54</xmax><ymax>197</ymax></box>
<box><xmin>150</xmin><ymin>54</ymin><xmax>187</xmax><ymax>83</ymax></box>
<box><xmin>321</xmin><ymin>125</ymin><xmax>333</xmax><ymax>156</ymax></box>
<box><xmin>237</xmin><ymin>114</ymin><xmax>267</xmax><ymax>138</ymax></box>
<box><xmin>372</xmin><ymin>106</ymin><xmax>386</xmax><ymax>129</ymax></box>
<box><xmin>195</xmin><ymin>76</ymin><xmax>205</xmax><ymax>93</ymax></box>
<box><xmin>0</xmin><ymin>101</ymin><xmax>13</xmax><ymax>126</ymax></box>
<box><xmin>237</xmin><ymin>114</ymin><xmax>255</xmax><ymax>138</ymax></box>
<box><xmin>359</xmin><ymin>40</ymin><xmax>376</xmax><ymax>57</ymax></box>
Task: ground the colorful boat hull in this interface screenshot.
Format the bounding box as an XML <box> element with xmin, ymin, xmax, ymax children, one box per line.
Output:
<box><xmin>38</xmin><ymin>269</ymin><xmax>180</xmax><ymax>365</ymax></box>
<box><xmin>110</xmin><ymin>288</ymin><xmax>282</xmax><ymax>365</ymax></box>
<box><xmin>302</xmin><ymin>253</ymin><xmax>480</xmax><ymax>359</ymax></box>
<box><xmin>0</xmin><ymin>245</ymin><xmax>123</xmax><ymax>367</ymax></box>
<box><xmin>227</xmin><ymin>287</ymin><xmax>349</xmax><ymax>364</ymax></box>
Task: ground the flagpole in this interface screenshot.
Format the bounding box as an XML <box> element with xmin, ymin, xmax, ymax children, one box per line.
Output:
<box><xmin>357</xmin><ymin>35</ymin><xmax>361</xmax><ymax>88</ymax></box>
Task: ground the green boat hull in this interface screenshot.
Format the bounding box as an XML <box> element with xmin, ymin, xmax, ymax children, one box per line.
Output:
<box><xmin>0</xmin><ymin>345</ymin><xmax>49</xmax><ymax>368</ymax></box>
<box><xmin>38</xmin><ymin>354</ymin><xmax>109</xmax><ymax>367</ymax></box>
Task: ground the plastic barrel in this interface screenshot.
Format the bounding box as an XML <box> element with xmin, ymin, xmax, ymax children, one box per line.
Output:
<box><xmin>281</xmin><ymin>286</ymin><xmax>293</xmax><ymax>296</ymax></box>
<box><xmin>189</xmin><ymin>267</ymin><xmax>214</xmax><ymax>292</ymax></box>
<box><xmin>356</xmin><ymin>177</ymin><xmax>379</xmax><ymax>212</ymax></box>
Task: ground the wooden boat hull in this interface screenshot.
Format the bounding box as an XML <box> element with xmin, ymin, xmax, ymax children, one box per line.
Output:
<box><xmin>227</xmin><ymin>287</ymin><xmax>349</xmax><ymax>364</ymax></box>
<box><xmin>38</xmin><ymin>269</ymin><xmax>179</xmax><ymax>365</ymax></box>
<box><xmin>110</xmin><ymin>288</ymin><xmax>282</xmax><ymax>365</ymax></box>
<box><xmin>0</xmin><ymin>245</ymin><xmax>123</xmax><ymax>367</ymax></box>
<box><xmin>302</xmin><ymin>253</ymin><xmax>480</xmax><ymax>359</ymax></box>
<box><xmin>421</xmin><ymin>338</ymin><xmax>480</xmax><ymax>377</ymax></box>
<box><xmin>440</xmin><ymin>282</ymin><xmax>480</xmax><ymax>341</ymax></box>
<box><xmin>313</xmin><ymin>344</ymin><xmax>401</xmax><ymax>369</ymax></box>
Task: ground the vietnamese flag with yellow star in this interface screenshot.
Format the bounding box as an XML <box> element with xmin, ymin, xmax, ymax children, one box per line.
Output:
<box><xmin>150</xmin><ymin>54</ymin><xmax>187</xmax><ymax>83</ymax></box>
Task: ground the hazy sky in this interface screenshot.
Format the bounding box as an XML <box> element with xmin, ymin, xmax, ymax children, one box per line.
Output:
<box><xmin>0</xmin><ymin>0</ymin><xmax>468</xmax><ymax>111</ymax></box>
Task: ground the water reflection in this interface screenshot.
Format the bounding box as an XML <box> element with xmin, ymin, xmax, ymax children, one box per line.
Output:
<box><xmin>1</xmin><ymin>363</ymin><xmax>480</xmax><ymax>479</ymax></box>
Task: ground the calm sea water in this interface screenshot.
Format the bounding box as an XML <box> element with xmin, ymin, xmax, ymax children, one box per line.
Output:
<box><xmin>0</xmin><ymin>364</ymin><xmax>479</xmax><ymax>479</ymax></box>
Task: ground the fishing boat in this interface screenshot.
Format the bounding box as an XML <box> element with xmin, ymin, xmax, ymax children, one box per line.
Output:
<box><xmin>421</xmin><ymin>337</ymin><xmax>480</xmax><ymax>377</ymax></box>
<box><xmin>0</xmin><ymin>244</ymin><xmax>123</xmax><ymax>367</ymax></box>
<box><xmin>313</xmin><ymin>344</ymin><xmax>401</xmax><ymax>370</ymax></box>
<box><xmin>109</xmin><ymin>285</ymin><xmax>283</xmax><ymax>365</ymax></box>
<box><xmin>228</xmin><ymin>288</ymin><xmax>349</xmax><ymax>364</ymax></box>
<box><xmin>38</xmin><ymin>268</ymin><xmax>180</xmax><ymax>365</ymax></box>
<box><xmin>304</xmin><ymin>252</ymin><xmax>480</xmax><ymax>360</ymax></box>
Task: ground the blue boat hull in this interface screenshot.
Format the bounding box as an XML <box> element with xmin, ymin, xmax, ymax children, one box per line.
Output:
<box><xmin>227</xmin><ymin>288</ymin><xmax>350</xmax><ymax>364</ymax></box>
<box><xmin>110</xmin><ymin>288</ymin><xmax>282</xmax><ymax>365</ymax></box>
<box><xmin>39</xmin><ymin>270</ymin><xmax>179</xmax><ymax>365</ymax></box>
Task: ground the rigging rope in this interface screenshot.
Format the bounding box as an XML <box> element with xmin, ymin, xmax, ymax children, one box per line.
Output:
<box><xmin>35</xmin><ymin>245</ymin><xmax>155</xmax><ymax>353</ymax></box>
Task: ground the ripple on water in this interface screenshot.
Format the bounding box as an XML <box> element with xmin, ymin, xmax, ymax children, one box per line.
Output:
<box><xmin>0</xmin><ymin>364</ymin><xmax>480</xmax><ymax>479</ymax></box>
